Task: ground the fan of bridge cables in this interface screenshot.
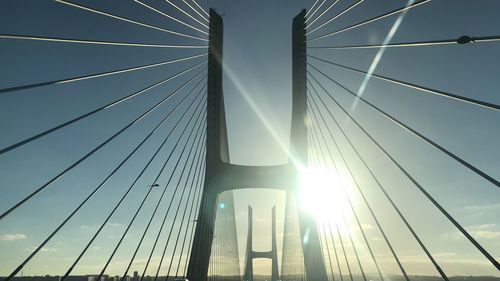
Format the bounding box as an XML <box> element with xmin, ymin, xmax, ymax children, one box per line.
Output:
<box><xmin>0</xmin><ymin>1</ymin><xmax>212</xmax><ymax>280</ymax></box>
<box><xmin>300</xmin><ymin>0</ymin><xmax>500</xmax><ymax>280</ymax></box>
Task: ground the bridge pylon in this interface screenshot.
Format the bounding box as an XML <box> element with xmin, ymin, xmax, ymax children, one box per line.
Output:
<box><xmin>243</xmin><ymin>206</ymin><xmax>279</xmax><ymax>281</ymax></box>
<box><xmin>186</xmin><ymin>8</ymin><xmax>328</xmax><ymax>281</ymax></box>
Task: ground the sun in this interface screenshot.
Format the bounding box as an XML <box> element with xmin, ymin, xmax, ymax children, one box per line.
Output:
<box><xmin>298</xmin><ymin>167</ymin><xmax>350</xmax><ymax>223</ymax></box>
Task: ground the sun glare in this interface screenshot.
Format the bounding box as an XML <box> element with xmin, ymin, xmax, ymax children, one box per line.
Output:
<box><xmin>299</xmin><ymin>167</ymin><xmax>350</xmax><ymax>223</ymax></box>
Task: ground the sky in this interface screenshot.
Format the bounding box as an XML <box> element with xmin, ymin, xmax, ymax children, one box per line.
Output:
<box><xmin>0</xmin><ymin>0</ymin><xmax>499</xmax><ymax>278</ymax></box>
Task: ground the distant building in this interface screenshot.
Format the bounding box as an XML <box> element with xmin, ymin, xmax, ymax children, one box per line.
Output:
<box><xmin>87</xmin><ymin>276</ymin><xmax>105</xmax><ymax>281</ymax></box>
<box><xmin>132</xmin><ymin>272</ymin><xmax>139</xmax><ymax>281</ymax></box>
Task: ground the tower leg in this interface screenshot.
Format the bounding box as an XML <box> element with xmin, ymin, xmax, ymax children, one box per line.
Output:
<box><xmin>271</xmin><ymin>206</ymin><xmax>279</xmax><ymax>281</ymax></box>
<box><xmin>187</xmin><ymin>189</ymin><xmax>218</xmax><ymax>281</ymax></box>
<box><xmin>298</xmin><ymin>207</ymin><xmax>328</xmax><ymax>280</ymax></box>
<box><xmin>290</xmin><ymin>9</ymin><xmax>329</xmax><ymax>281</ymax></box>
<box><xmin>243</xmin><ymin>206</ymin><xmax>253</xmax><ymax>281</ymax></box>
<box><xmin>187</xmin><ymin>8</ymin><xmax>225</xmax><ymax>281</ymax></box>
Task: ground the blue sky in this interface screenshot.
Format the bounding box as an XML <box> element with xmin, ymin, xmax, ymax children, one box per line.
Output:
<box><xmin>0</xmin><ymin>0</ymin><xmax>499</xmax><ymax>278</ymax></box>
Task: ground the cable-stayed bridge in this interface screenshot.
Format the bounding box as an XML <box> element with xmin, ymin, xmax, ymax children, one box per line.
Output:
<box><xmin>0</xmin><ymin>1</ymin><xmax>499</xmax><ymax>281</ymax></box>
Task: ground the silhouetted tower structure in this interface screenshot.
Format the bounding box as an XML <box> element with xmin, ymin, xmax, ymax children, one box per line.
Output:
<box><xmin>187</xmin><ymin>9</ymin><xmax>328</xmax><ymax>281</ymax></box>
<box><xmin>243</xmin><ymin>206</ymin><xmax>279</xmax><ymax>281</ymax></box>
<box><xmin>290</xmin><ymin>9</ymin><xmax>328</xmax><ymax>281</ymax></box>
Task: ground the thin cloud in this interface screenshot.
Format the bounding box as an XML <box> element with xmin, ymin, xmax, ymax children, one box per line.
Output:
<box><xmin>433</xmin><ymin>252</ymin><xmax>457</xmax><ymax>257</ymax></box>
<box><xmin>469</xmin><ymin>230</ymin><xmax>500</xmax><ymax>239</ymax></box>
<box><xmin>442</xmin><ymin>224</ymin><xmax>500</xmax><ymax>240</ymax></box>
<box><xmin>1</xmin><ymin>233</ymin><xmax>26</xmax><ymax>241</ymax></box>
<box><xmin>40</xmin><ymin>247</ymin><xmax>60</xmax><ymax>252</ymax></box>
<box><xmin>361</xmin><ymin>223</ymin><xmax>374</xmax><ymax>230</ymax></box>
<box><xmin>467</xmin><ymin>223</ymin><xmax>500</xmax><ymax>238</ymax></box>
<box><xmin>469</xmin><ymin>223</ymin><xmax>496</xmax><ymax>230</ymax></box>
<box><xmin>464</xmin><ymin>203</ymin><xmax>500</xmax><ymax>211</ymax></box>
<box><xmin>26</xmin><ymin>246</ymin><xmax>59</xmax><ymax>252</ymax></box>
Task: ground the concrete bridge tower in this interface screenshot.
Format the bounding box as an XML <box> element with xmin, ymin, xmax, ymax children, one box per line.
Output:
<box><xmin>243</xmin><ymin>206</ymin><xmax>279</xmax><ymax>281</ymax></box>
<box><xmin>187</xmin><ymin>9</ymin><xmax>328</xmax><ymax>281</ymax></box>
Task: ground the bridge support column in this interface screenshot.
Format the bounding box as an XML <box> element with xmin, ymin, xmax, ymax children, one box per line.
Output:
<box><xmin>187</xmin><ymin>8</ymin><xmax>227</xmax><ymax>281</ymax></box>
<box><xmin>290</xmin><ymin>10</ymin><xmax>329</xmax><ymax>281</ymax></box>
